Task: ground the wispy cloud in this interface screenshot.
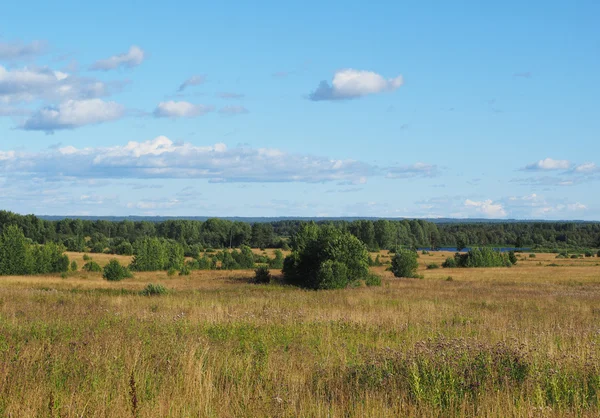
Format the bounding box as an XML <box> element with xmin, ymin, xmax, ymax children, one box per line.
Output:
<box><xmin>90</xmin><ymin>45</ymin><xmax>145</xmax><ymax>71</ymax></box>
<box><xmin>0</xmin><ymin>39</ymin><xmax>47</xmax><ymax>60</ymax></box>
<box><xmin>178</xmin><ymin>75</ymin><xmax>205</xmax><ymax>92</ymax></box>
<box><xmin>0</xmin><ymin>136</ymin><xmax>377</xmax><ymax>184</ymax></box>
<box><xmin>386</xmin><ymin>163</ymin><xmax>439</xmax><ymax>179</ymax></box>
<box><xmin>153</xmin><ymin>101</ymin><xmax>214</xmax><ymax>118</ymax></box>
<box><xmin>218</xmin><ymin>105</ymin><xmax>248</xmax><ymax>116</ymax></box>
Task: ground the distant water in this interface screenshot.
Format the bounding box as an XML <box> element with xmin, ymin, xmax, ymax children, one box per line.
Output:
<box><xmin>417</xmin><ymin>247</ymin><xmax>531</xmax><ymax>253</ymax></box>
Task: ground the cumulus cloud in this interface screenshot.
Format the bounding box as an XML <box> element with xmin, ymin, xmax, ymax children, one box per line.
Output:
<box><xmin>0</xmin><ymin>39</ymin><xmax>46</xmax><ymax>60</ymax></box>
<box><xmin>524</xmin><ymin>158</ymin><xmax>571</xmax><ymax>171</ymax></box>
<box><xmin>464</xmin><ymin>199</ymin><xmax>507</xmax><ymax>218</ymax></box>
<box><xmin>386</xmin><ymin>163</ymin><xmax>439</xmax><ymax>179</ymax></box>
<box><xmin>153</xmin><ymin>101</ymin><xmax>214</xmax><ymax>118</ymax></box>
<box><xmin>90</xmin><ymin>45</ymin><xmax>145</xmax><ymax>71</ymax></box>
<box><xmin>309</xmin><ymin>69</ymin><xmax>404</xmax><ymax>101</ymax></box>
<box><xmin>219</xmin><ymin>105</ymin><xmax>248</xmax><ymax>116</ymax></box>
<box><xmin>178</xmin><ymin>75</ymin><xmax>205</xmax><ymax>92</ymax></box>
<box><xmin>0</xmin><ymin>136</ymin><xmax>376</xmax><ymax>184</ymax></box>
<box><xmin>21</xmin><ymin>99</ymin><xmax>125</xmax><ymax>132</ymax></box>
<box><xmin>0</xmin><ymin>65</ymin><xmax>116</xmax><ymax>104</ymax></box>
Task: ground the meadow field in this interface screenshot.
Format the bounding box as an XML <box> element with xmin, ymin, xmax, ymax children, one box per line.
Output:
<box><xmin>0</xmin><ymin>251</ymin><xmax>599</xmax><ymax>417</ymax></box>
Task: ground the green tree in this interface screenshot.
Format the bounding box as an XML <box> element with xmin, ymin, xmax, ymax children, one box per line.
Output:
<box><xmin>391</xmin><ymin>249</ymin><xmax>419</xmax><ymax>278</ymax></box>
<box><xmin>283</xmin><ymin>224</ymin><xmax>369</xmax><ymax>289</ymax></box>
<box><xmin>0</xmin><ymin>225</ymin><xmax>33</xmax><ymax>275</ymax></box>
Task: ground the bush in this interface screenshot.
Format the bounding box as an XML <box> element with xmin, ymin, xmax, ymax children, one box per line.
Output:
<box><xmin>141</xmin><ymin>283</ymin><xmax>167</xmax><ymax>296</ymax></box>
<box><xmin>442</xmin><ymin>256</ymin><xmax>458</xmax><ymax>268</ymax></box>
<box><xmin>447</xmin><ymin>248</ymin><xmax>513</xmax><ymax>268</ymax></box>
<box><xmin>167</xmin><ymin>267</ymin><xmax>177</xmax><ymax>277</ymax></box>
<box><xmin>268</xmin><ymin>249</ymin><xmax>284</xmax><ymax>269</ymax></box>
<box><xmin>365</xmin><ymin>273</ymin><xmax>382</xmax><ymax>287</ymax></box>
<box><xmin>391</xmin><ymin>249</ymin><xmax>419</xmax><ymax>278</ymax></box>
<box><xmin>508</xmin><ymin>251</ymin><xmax>518</xmax><ymax>265</ymax></box>
<box><xmin>598</xmin><ymin>250</ymin><xmax>600</xmax><ymax>258</ymax></box>
<box><xmin>316</xmin><ymin>260</ymin><xmax>348</xmax><ymax>289</ymax></box>
<box><xmin>82</xmin><ymin>261</ymin><xmax>102</xmax><ymax>272</ymax></box>
<box><xmin>283</xmin><ymin>224</ymin><xmax>369</xmax><ymax>289</ymax></box>
<box><xmin>179</xmin><ymin>264</ymin><xmax>191</xmax><ymax>276</ymax></box>
<box><xmin>529</xmin><ymin>254</ymin><xmax>536</xmax><ymax>258</ymax></box>
<box><xmin>253</xmin><ymin>265</ymin><xmax>272</xmax><ymax>284</ymax></box>
<box><xmin>83</xmin><ymin>254</ymin><xmax>91</xmax><ymax>261</ymax></box>
<box><xmin>426</xmin><ymin>263</ymin><xmax>440</xmax><ymax>270</ymax></box>
<box><xmin>570</xmin><ymin>254</ymin><xmax>579</xmax><ymax>259</ymax></box>
<box><xmin>584</xmin><ymin>250</ymin><xmax>593</xmax><ymax>257</ymax></box>
<box><xmin>102</xmin><ymin>259</ymin><xmax>132</xmax><ymax>281</ymax></box>
<box><xmin>70</xmin><ymin>260</ymin><xmax>78</xmax><ymax>272</ymax></box>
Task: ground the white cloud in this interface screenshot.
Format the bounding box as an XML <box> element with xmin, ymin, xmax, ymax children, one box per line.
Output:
<box><xmin>386</xmin><ymin>163</ymin><xmax>439</xmax><ymax>178</ymax></box>
<box><xmin>0</xmin><ymin>136</ymin><xmax>375</xmax><ymax>184</ymax></box>
<box><xmin>219</xmin><ymin>105</ymin><xmax>248</xmax><ymax>116</ymax></box>
<box><xmin>574</xmin><ymin>162</ymin><xmax>598</xmax><ymax>173</ymax></box>
<box><xmin>178</xmin><ymin>75</ymin><xmax>205</xmax><ymax>92</ymax></box>
<box><xmin>0</xmin><ymin>65</ymin><xmax>114</xmax><ymax>104</ymax></box>
<box><xmin>21</xmin><ymin>99</ymin><xmax>125</xmax><ymax>132</ymax></box>
<box><xmin>567</xmin><ymin>203</ymin><xmax>587</xmax><ymax>211</ymax></box>
<box><xmin>525</xmin><ymin>158</ymin><xmax>571</xmax><ymax>171</ymax></box>
<box><xmin>464</xmin><ymin>199</ymin><xmax>507</xmax><ymax>218</ymax></box>
<box><xmin>90</xmin><ymin>46</ymin><xmax>145</xmax><ymax>71</ymax></box>
<box><xmin>153</xmin><ymin>101</ymin><xmax>214</xmax><ymax>118</ymax></box>
<box><xmin>0</xmin><ymin>40</ymin><xmax>46</xmax><ymax>60</ymax></box>
<box><xmin>309</xmin><ymin>69</ymin><xmax>404</xmax><ymax>101</ymax></box>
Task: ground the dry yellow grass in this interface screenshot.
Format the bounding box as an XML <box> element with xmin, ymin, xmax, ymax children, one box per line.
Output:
<box><xmin>0</xmin><ymin>251</ymin><xmax>599</xmax><ymax>417</ymax></box>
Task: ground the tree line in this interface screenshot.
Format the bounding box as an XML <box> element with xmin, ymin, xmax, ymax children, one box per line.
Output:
<box><xmin>0</xmin><ymin>211</ymin><xmax>599</xmax><ymax>255</ymax></box>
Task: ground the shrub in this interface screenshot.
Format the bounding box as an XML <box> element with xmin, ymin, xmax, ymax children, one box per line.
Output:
<box><xmin>508</xmin><ymin>251</ymin><xmax>518</xmax><ymax>265</ymax></box>
<box><xmin>442</xmin><ymin>256</ymin><xmax>458</xmax><ymax>268</ymax></box>
<box><xmin>82</xmin><ymin>261</ymin><xmax>102</xmax><ymax>272</ymax></box>
<box><xmin>141</xmin><ymin>283</ymin><xmax>167</xmax><ymax>296</ymax></box>
<box><xmin>179</xmin><ymin>264</ymin><xmax>191</xmax><ymax>276</ymax></box>
<box><xmin>70</xmin><ymin>260</ymin><xmax>78</xmax><ymax>272</ymax></box>
<box><xmin>167</xmin><ymin>267</ymin><xmax>177</xmax><ymax>277</ymax></box>
<box><xmin>529</xmin><ymin>253</ymin><xmax>536</xmax><ymax>258</ymax></box>
<box><xmin>268</xmin><ymin>249</ymin><xmax>284</xmax><ymax>269</ymax></box>
<box><xmin>597</xmin><ymin>250</ymin><xmax>600</xmax><ymax>258</ymax></box>
<box><xmin>283</xmin><ymin>224</ymin><xmax>369</xmax><ymax>289</ymax></box>
<box><xmin>316</xmin><ymin>260</ymin><xmax>348</xmax><ymax>289</ymax></box>
<box><xmin>102</xmin><ymin>259</ymin><xmax>132</xmax><ymax>281</ymax></box>
<box><xmin>584</xmin><ymin>250</ymin><xmax>593</xmax><ymax>257</ymax></box>
<box><xmin>570</xmin><ymin>254</ymin><xmax>579</xmax><ymax>259</ymax></box>
<box><xmin>365</xmin><ymin>273</ymin><xmax>382</xmax><ymax>287</ymax></box>
<box><xmin>426</xmin><ymin>263</ymin><xmax>440</xmax><ymax>270</ymax></box>
<box><xmin>391</xmin><ymin>249</ymin><xmax>419</xmax><ymax>278</ymax></box>
<box><xmin>445</xmin><ymin>276</ymin><xmax>454</xmax><ymax>281</ymax></box>
<box><xmin>253</xmin><ymin>265</ymin><xmax>272</xmax><ymax>284</ymax></box>
<box><xmin>448</xmin><ymin>248</ymin><xmax>513</xmax><ymax>268</ymax></box>
<box><xmin>83</xmin><ymin>254</ymin><xmax>91</xmax><ymax>261</ymax></box>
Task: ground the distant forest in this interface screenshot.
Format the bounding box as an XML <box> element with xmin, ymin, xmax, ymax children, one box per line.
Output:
<box><xmin>1</xmin><ymin>210</ymin><xmax>598</xmax><ymax>254</ymax></box>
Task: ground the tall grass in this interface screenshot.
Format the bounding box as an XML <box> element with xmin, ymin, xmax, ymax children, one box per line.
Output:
<box><xmin>0</xmin><ymin>251</ymin><xmax>598</xmax><ymax>416</ymax></box>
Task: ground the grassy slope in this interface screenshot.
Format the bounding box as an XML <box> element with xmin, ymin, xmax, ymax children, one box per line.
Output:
<box><xmin>0</xmin><ymin>252</ymin><xmax>598</xmax><ymax>416</ymax></box>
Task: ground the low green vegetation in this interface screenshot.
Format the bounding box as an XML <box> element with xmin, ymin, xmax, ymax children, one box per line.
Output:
<box><xmin>443</xmin><ymin>248</ymin><xmax>514</xmax><ymax>268</ymax></box>
<box><xmin>102</xmin><ymin>259</ymin><xmax>132</xmax><ymax>281</ymax></box>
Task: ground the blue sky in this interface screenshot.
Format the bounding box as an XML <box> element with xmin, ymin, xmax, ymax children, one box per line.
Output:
<box><xmin>0</xmin><ymin>0</ymin><xmax>599</xmax><ymax>219</ymax></box>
